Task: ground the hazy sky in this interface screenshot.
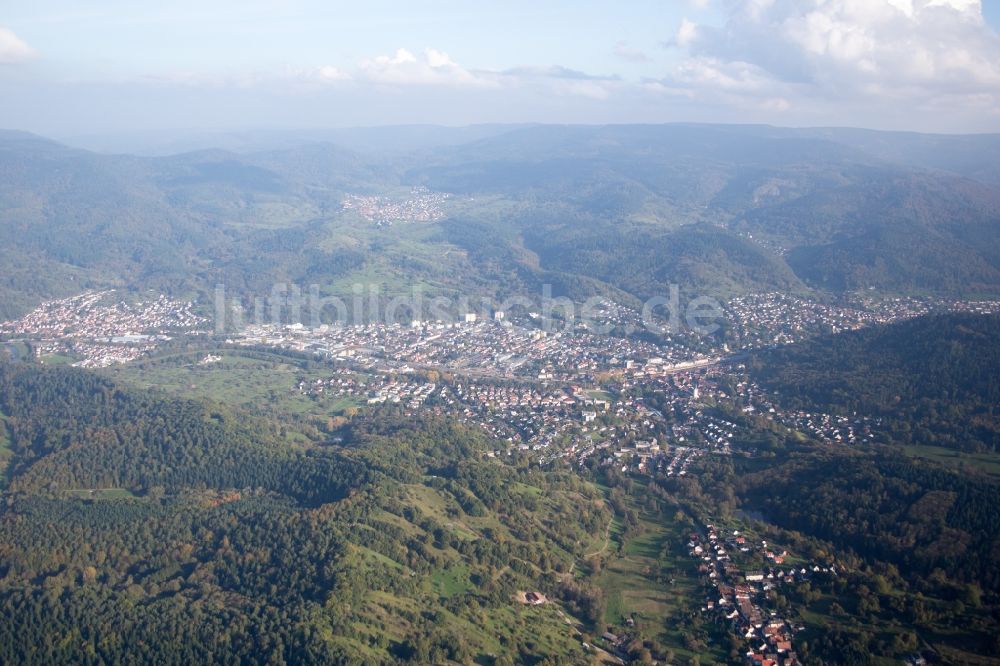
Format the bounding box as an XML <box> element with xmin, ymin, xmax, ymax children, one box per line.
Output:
<box><xmin>2</xmin><ymin>0</ymin><xmax>1000</xmax><ymax>136</ymax></box>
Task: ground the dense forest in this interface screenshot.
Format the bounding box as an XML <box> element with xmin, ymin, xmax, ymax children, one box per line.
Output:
<box><xmin>738</xmin><ymin>448</ymin><xmax>1000</xmax><ymax>590</ymax></box>
<box><xmin>0</xmin><ymin>362</ymin><xmax>612</xmax><ymax>664</ymax></box>
<box><xmin>740</xmin><ymin>314</ymin><xmax>1000</xmax><ymax>589</ymax></box>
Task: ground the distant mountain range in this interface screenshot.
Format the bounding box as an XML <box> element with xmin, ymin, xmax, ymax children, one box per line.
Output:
<box><xmin>1</xmin><ymin>123</ymin><xmax>999</xmax><ymax>319</ymax></box>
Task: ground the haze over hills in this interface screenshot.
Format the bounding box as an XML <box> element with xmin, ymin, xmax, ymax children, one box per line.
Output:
<box><xmin>58</xmin><ymin>124</ymin><xmax>534</xmax><ymax>157</ymax></box>
<box><xmin>2</xmin><ymin>123</ymin><xmax>1000</xmax><ymax>322</ymax></box>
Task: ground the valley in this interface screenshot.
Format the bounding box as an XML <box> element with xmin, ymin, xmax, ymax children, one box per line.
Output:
<box><xmin>1</xmin><ymin>124</ymin><xmax>1000</xmax><ymax>664</ymax></box>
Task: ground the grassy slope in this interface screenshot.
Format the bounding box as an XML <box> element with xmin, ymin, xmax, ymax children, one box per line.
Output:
<box><xmin>0</xmin><ymin>408</ymin><xmax>10</xmax><ymax>485</ymax></box>
<box><xmin>587</xmin><ymin>490</ymin><xmax>727</xmax><ymax>663</ymax></box>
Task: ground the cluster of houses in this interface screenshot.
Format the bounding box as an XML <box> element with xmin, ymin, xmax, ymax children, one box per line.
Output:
<box><xmin>1</xmin><ymin>291</ymin><xmax>207</xmax><ymax>368</ymax></box>
<box><xmin>662</xmin><ymin>446</ymin><xmax>702</xmax><ymax>477</ymax></box>
<box><xmin>49</xmin><ymin>338</ymin><xmax>164</xmax><ymax>369</ymax></box>
<box><xmin>776</xmin><ymin>410</ymin><xmax>873</xmax><ymax>445</ymax></box>
<box><xmin>727</xmin><ymin>293</ymin><xmax>880</xmax><ymax>349</ymax></box>
<box><xmin>633</xmin><ymin>372</ymin><xmax>745</xmax><ymax>455</ymax></box>
<box><xmin>444</xmin><ymin>382</ymin><xmax>606</xmax><ymax>456</ymax></box>
<box><xmin>690</xmin><ymin>524</ymin><xmax>809</xmax><ymax>666</ymax></box>
<box><xmin>299</xmin><ymin>372</ymin><xmax>437</xmax><ymax>408</ymax></box>
<box><xmin>298</xmin><ymin>370</ymin><xmax>364</xmax><ymax>398</ymax></box>
<box><xmin>728</xmin><ymin>374</ymin><xmax>877</xmax><ymax>445</ymax></box>
<box><xmin>296</xmin><ymin>347</ymin><xmax>756</xmax><ymax>473</ymax></box>
<box><xmin>238</xmin><ymin>315</ymin><xmax>706</xmax><ymax>387</ymax></box>
<box><xmin>1</xmin><ymin>291</ymin><xmax>205</xmax><ymax>340</ymax></box>
<box><xmin>340</xmin><ymin>186</ymin><xmax>452</xmax><ymax>225</ymax></box>
<box><xmin>726</xmin><ymin>292</ymin><xmax>1000</xmax><ymax>351</ymax></box>
<box><xmin>292</xmin><ymin>360</ymin><xmax>724</xmax><ymax>473</ymax></box>
<box><xmin>698</xmin><ymin>417</ymin><xmax>738</xmax><ymax>452</ymax></box>
<box><xmin>292</xmin><ymin>360</ymin><xmax>683</xmax><ymax>466</ymax></box>
<box><xmin>362</xmin><ymin>380</ymin><xmax>436</xmax><ymax>407</ymax></box>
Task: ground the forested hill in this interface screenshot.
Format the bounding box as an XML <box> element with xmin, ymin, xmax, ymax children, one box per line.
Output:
<box><xmin>731</xmin><ymin>314</ymin><xmax>1000</xmax><ymax>642</ymax></box>
<box><xmin>3</xmin><ymin>124</ymin><xmax>1000</xmax><ymax>320</ymax></box>
<box><xmin>0</xmin><ymin>362</ymin><xmax>612</xmax><ymax>665</ymax></box>
<box><xmin>749</xmin><ymin>313</ymin><xmax>1000</xmax><ymax>452</ymax></box>
<box><xmin>0</xmin><ymin>362</ymin><xmax>364</xmax><ymax>503</ymax></box>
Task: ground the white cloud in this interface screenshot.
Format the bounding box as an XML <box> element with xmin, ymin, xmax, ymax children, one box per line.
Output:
<box><xmin>553</xmin><ymin>80</ymin><xmax>614</xmax><ymax>100</ymax></box>
<box><xmin>358</xmin><ymin>47</ymin><xmax>498</xmax><ymax>88</ymax></box>
<box><xmin>653</xmin><ymin>56</ymin><xmax>798</xmax><ymax>113</ymax></box>
<box><xmin>613</xmin><ymin>42</ymin><xmax>651</xmax><ymax>62</ymax></box>
<box><xmin>351</xmin><ymin>49</ymin><xmax>620</xmax><ymax>99</ymax></box>
<box><xmin>676</xmin><ymin>57</ymin><xmax>780</xmax><ymax>94</ymax></box>
<box><xmin>314</xmin><ymin>65</ymin><xmax>350</xmax><ymax>83</ymax></box>
<box><xmin>136</xmin><ymin>47</ymin><xmax>623</xmax><ymax>104</ymax></box>
<box><xmin>140</xmin><ymin>64</ymin><xmax>352</xmax><ymax>92</ymax></box>
<box><xmin>500</xmin><ymin>64</ymin><xmax>621</xmax><ymax>99</ymax></box>
<box><xmin>676</xmin><ymin>19</ymin><xmax>700</xmax><ymax>47</ymax></box>
<box><xmin>656</xmin><ymin>0</ymin><xmax>1000</xmax><ymax>120</ymax></box>
<box><xmin>0</xmin><ymin>26</ymin><xmax>37</xmax><ymax>64</ymax></box>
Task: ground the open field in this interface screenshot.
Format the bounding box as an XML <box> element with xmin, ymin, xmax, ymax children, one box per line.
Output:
<box><xmin>901</xmin><ymin>444</ymin><xmax>1000</xmax><ymax>478</ymax></box>
<box><xmin>104</xmin><ymin>349</ymin><xmax>364</xmax><ymax>419</ymax></box>
<box><xmin>38</xmin><ymin>353</ymin><xmax>76</xmax><ymax>366</ymax></box>
<box><xmin>64</xmin><ymin>488</ymin><xmax>138</xmax><ymax>500</ymax></box>
<box><xmin>588</xmin><ymin>486</ymin><xmax>726</xmax><ymax>663</ymax></box>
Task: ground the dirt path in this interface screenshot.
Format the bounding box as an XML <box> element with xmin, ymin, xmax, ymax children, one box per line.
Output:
<box><xmin>568</xmin><ymin>502</ymin><xmax>614</xmax><ymax>576</ymax></box>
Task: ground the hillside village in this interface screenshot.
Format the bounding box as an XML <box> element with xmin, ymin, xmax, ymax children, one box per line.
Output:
<box><xmin>341</xmin><ymin>187</ymin><xmax>452</xmax><ymax>225</ymax></box>
<box><xmin>687</xmin><ymin>522</ymin><xmax>835</xmax><ymax>666</ymax></box>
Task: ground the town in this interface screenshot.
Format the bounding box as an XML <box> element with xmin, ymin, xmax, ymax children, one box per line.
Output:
<box><xmin>0</xmin><ymin>291</ymin><xmax>208</xmax><ymax>368</ymax></box>
<box><xmin>3</xmin><ymin>287</ymin><xmax>999</xmax><ymax>662</ymax></box>
<box><xmin>4</xmin><ymin>290</ymin><xmax>995</xmax><ymax>449</ymax></box>
<box><xmin>341</xmin><ymin>186</ymin><xmax>453</xmax><ymax>225</ymax></box>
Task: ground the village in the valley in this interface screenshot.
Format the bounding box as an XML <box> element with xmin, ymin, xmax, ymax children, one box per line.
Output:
<box><xmin>340</xmin><ymin>187</ymin><xmax>453</xmax><ymax>225</ymax></box>
<box><xmin>685</xmin><ymin>521</ymin><xmax>833</xmax><ymax>666</ymax></box>
<box><xmin>3</xmin><ymin>289</ymin><xmax>997</xmax><ymax>458</ymax></box>
<box><xmin>3</xmin><ymin>288</ymin><xmax>997</xmax><ymax>474</ymax></box>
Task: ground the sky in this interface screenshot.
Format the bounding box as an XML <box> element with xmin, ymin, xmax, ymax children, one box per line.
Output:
<box><xmin>2</xmin><ymin>0</ymin><xmax>1000</xmax><ymax>137</ymax></box>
